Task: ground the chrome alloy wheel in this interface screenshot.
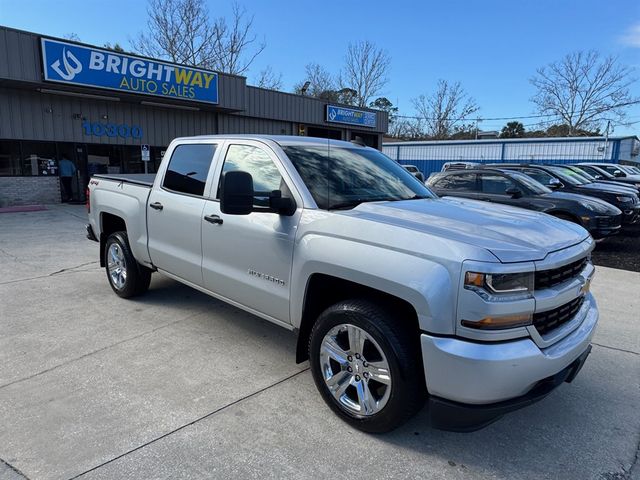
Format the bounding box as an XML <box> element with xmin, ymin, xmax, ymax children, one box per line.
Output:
<box><xmin>319</xmin><ymin>324</ymin><xmax>392</xmax><ymax>417</ymax></box>
<box><xmin>107</xmin><ymin>243</ymin><xmax>127</xmax><ymax>290</ymax></box>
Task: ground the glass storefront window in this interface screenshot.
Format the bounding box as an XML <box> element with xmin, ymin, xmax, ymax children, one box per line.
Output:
<box><xmin>0</xmin><ymin>141</ymin><xmax>21</xmax><ymax>176</ymax></box>
<box><xmin>21</xmin><ymin>141</ymin><xmax>58</xmax><ymax>177</ymax></box>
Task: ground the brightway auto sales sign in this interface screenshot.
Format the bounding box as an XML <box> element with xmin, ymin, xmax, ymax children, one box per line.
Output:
<box><xmin>41</xmin><ymin>38</ymin><xmax>219</xmax><ymax>104</ymax></box>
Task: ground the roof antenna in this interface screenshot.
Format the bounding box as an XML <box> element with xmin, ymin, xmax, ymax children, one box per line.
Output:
<box><xmin>351</xmin><ymin>136</ymin><xmax>366</xmax><ymax>147</ymax></box>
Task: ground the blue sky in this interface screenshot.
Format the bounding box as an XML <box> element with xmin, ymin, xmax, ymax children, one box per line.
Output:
<box><xmin>1</xmin><ymin>0</ymin><xmax>639</xmax><ymax>135</ymax></box>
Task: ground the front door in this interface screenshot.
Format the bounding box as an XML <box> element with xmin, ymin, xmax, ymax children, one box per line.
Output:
<box><xmin>201</xmin><ymin>141</ymin><xmax>301</xmax><ymax>323</ymax></box>
<box><xmin>147</xmin><ymin>143</ymin><xmax>218</xmax><ymax>286</ymax></box>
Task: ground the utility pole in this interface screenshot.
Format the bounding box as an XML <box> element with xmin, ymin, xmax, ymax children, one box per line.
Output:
<box><xmin>603</xmin><ymin>120</ymin><xmax>610</xmax><ymax>160</ymax></box>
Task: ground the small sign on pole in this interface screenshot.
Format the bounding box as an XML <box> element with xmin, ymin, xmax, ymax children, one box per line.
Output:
<box><xmin>141</xmin><ymin>144</ymin><xmax>150</xmax><ymax>162</ymax></box>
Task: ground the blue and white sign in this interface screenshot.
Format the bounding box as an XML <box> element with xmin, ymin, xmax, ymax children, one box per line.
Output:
<box><xmin>41</xmin><ymin>38</ymin><xmax>219</xmax><ymax>104</ymax></box>
<box><xmin>326</xmin><ymin>105</ymin><xmax>377</xmax><ymax>128</ymax></box>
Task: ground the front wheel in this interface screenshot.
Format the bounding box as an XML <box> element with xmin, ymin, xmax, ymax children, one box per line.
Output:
<box><xmin>104</xmin><ymin>231</ymin><xmax>151</xmax><ymax>298</ymax></box>
<box><xmin>309</xmin><ymin>299</ymin><xmax>426</xmax><ymax>433</ymax></box>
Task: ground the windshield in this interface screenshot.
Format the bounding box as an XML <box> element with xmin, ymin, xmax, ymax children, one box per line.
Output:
<box><xmin>509</xmin><ymin>171</ymin><xmax>552</xmax><ymax>194</ymax></box>
<box><xmin>547</xmin><ymin>166</ymin><xmax>584</xmax><ymax>186</ymax></box>
<box><xmin>620</xmin><ymin>165</ymin><xmax>640</xmax><ymax>175</ymax></box>
<box><xmin>282</xmin><ymin>145</ymin><xmax>435</xmax><ymax>210</ymax></box>
<box><xmin>566</xmin><ymin>166</ymin><xmax>596</xmax><ymax>182</ymax></box>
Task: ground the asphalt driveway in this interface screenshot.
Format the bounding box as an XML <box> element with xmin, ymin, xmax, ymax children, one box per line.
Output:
<box><xmin>0</xmin><ymin>205</ymin><xmax>638</xmax><ymax>480</ymax></box>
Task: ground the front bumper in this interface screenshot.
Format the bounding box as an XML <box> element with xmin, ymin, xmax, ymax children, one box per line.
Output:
<box><xmin>585</xmin><ymin>214</ymin><xmax>622</xmax><ymax>239</ymax></box>
<box><xmin>428</xmin><ymin>345</ymin><xmax>591</xmax><ymax>432</ymax></box>
<box><xmin>621</xmin><ymin>204</ymin><xmax>640</xmax><ymax>225</ymax></box>
<box><xmin>421</xmin><ymin>292</ymin><xmax>598</xmax><ymax>430</ymax></box>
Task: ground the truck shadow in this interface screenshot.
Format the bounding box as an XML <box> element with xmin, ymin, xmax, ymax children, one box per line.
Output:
<box><xmin>376</xmin><ymin>348</ymin><xmax>632</xmax><ymax>479</ymax></box>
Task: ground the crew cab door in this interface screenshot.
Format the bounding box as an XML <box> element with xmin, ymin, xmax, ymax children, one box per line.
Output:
<box><xmin>147</xmin><ymin>143</ymin><xmax>218</xmax><ymax>286</ymax></box>
<box><xmin>201</xmin><ymin>141</ymin><xmax>302</xmax><ymax>323</ymax></box>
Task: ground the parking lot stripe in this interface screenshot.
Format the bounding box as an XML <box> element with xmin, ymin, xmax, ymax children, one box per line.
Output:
<box><xmin>67</xmin><ymin>367</ymin><xmax>310</xmax><ymax>480</ymax></box>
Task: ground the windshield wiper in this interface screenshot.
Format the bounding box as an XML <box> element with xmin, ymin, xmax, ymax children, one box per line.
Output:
<box><xmin>328</xmin><ymin>197</ymin><xmax>401</xmax><ymax>210</ymax></box>
<box><xmin>329</xmin><ymin>195</ymin><xmax>432</xmax><ymax>210</ymax></box>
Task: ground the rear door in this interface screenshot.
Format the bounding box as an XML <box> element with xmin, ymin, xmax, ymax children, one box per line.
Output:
<box><xmin>201</xmin><ymin>141</ymin><xmax>302</xmax><ymax>323</ymax></box>
<box><xmin>147</xmin><ymin>142</ymin><xmax>219</xmax><ymax>286</ymax></box>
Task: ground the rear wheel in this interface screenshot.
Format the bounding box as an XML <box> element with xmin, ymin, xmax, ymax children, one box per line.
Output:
<box><xmin>309</xmin><ymin>299</ymin><xmax>425</xmax><ymax>433</ymax></box>
<box><xmin>104</xmin><ymin>231</ymin><xmax>151</xmax><ymax>298</ymax></box>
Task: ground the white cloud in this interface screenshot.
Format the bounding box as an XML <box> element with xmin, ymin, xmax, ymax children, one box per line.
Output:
<box><xmin>620</xmin><ymin>23</ymin><xmax>640</xmax><ymax>48</ymax></box>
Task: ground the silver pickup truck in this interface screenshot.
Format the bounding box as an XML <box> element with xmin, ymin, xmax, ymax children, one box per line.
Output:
<box><xmin>86</xmin><ymin>135</ymin><xmax>597</xmax><ymax>432</ymax></box>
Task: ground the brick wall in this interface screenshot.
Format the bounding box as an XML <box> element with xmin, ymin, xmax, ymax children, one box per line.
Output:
<box><xmin>0</xmin><ymin>177</ymin><xmax>61</xmax><ymax>206</ymax></box>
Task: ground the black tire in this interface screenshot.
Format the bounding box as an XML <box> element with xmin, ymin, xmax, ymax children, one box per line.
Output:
<box><xmin>104</xmin><ymin>231</ymin><xmax>152</xmax><ymax>298</ymax></box>
<box><xmin>309</xmin><ymin>299</ymin><xmax>426</xmax><ymax>433</ymax></box>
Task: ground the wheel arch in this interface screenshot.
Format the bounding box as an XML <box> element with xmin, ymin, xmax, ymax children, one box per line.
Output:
<box><xmin>295</xmin><ymin>273</ymin><xmax>422</xmax><ymax>364</ymax></box>
<box><xmin>547</xmin><ymin>209</ymin><xmax>584</xmax><ymax>226</ymax></box>
<box><xmin>99</xmin><ymin>212</ymin><xmax>127</xmax><ymax>267</ymax></box>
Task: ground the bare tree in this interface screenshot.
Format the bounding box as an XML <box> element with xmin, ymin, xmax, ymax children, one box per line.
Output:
<box><xmin>63</xmin><ymin>33</ymin><xmax>81</xmax><ymax>42</ymax></box>
<box><xmin>293</xmin><ymin>63</ymin><xmax>337</xmax><ymax>97</ymax></box>
<box><xmin>530</xmin><ymin>51</ymin><xmax>639</xmax><ymax>135</ymax></box>
<box><xmin>132</xmin><ymin>0</ymin><xmax>265</xmax><ymax>75</ymax></box>
<box><xmin>211</xmin><ymin>2</ymin><xmax>266</xmax><ymax>75</ymax></box>
<box><xmin>340</xmin><ymin>41</ymin><xmax>390</xmax><ymax>107</ymax></box>
<box><xmin>254</xmin><ymin>66</ymin><xmax>282</xmax><ymax>90</ymax></box>
<box><xmin>412</xmin><ymin>80</ymin><xmax>479</xmax><ymax>139</ymax></box>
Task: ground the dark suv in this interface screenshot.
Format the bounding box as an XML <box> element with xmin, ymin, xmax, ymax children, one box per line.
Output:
<box><xmin>490</xmin><ymin>164</ymin><xmax>640</xmax><ymax>226</ymax></box>
<box><xmin>427</xmin><ymin>168</ymin><xmax>622</xmax><ymax>239</ymax></box>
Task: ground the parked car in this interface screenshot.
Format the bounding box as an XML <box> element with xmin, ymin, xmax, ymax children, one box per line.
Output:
<box><xmin>578</xmin><ymin>162</ymin><xmax>640</xmax><ymax>182</ymax></box>
<box><xmin>427</xmin><ymin>168</ymin><xmax>622</xmax><ymax>239</ymax></box>
<box><xmin>573</xmin><ymin>164</ymin><xmax>640</xmax><ymax>190</ymax></box>
<box><xmin>402</xmin><ymin>164</ymin><xmax>425</xmax><ymax>182</ymax></box>
<box><xmin>86</xmin><ymin>135</ymin><xmax>598</xmax><ymax>433</ymax></box>
<box><xmin>491</xmin><ymin>164</ymin><xmax>640</xmax><ymax>227</ymax></box>
<box><xmin>441</xmin><ymin>161</ymin><xmax>480</xmax><ymax>171</ymax></box>
<box><xmin>550</xmin><ymin>164</ymin><xmax>640</xmax><ymax>195</ymax></box>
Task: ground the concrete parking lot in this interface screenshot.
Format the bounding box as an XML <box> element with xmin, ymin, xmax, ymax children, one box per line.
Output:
<box><xmin>0</xmin><ymin>205</ymin><xmax>638</xmax><ymax>480</ymax></box>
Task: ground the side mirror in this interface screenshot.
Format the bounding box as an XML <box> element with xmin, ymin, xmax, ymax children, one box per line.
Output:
<box><xmin>269</xmin><ymin>190</ymin><xmax>297</xmax><ymax>216</ymax></box>
<box><xmin>548</xmin><ymin>178</ymin><xmax>563</xmax><ymax>189</ymax></box>
<box><xmin>220</xmin><ymin>171</ymin><xmax>254</xmax><ymax>215</ymax></box>
<box><xmin>505</xmin><ymin>187</ymin><xmax>523</xmax><ymax>198</ymax></box>
<box><xmin>613</xmin><ymin>169</ymin><xmax>624</xmax><ymax>177</ymax></box>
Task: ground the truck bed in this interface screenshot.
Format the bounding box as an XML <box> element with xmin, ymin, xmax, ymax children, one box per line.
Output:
<box><xmin>93</xmin><ymin>173</ymin><xmax>156</xmax><ymax>187</ymax></box>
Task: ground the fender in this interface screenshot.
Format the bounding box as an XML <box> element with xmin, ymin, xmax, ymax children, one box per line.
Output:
<box><xmin>92</xmin><ymin>185</ymin><xmax>152</xmax><ymax>265</ymax></box>
<box><xmin>290</xmin><ymin>234</ymin><xmax>460</xmax><ymax>335</ymax></box>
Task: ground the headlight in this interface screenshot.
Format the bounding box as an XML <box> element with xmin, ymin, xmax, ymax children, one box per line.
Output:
<box><xmin>464</xmin><ymin>271</ymin><xmax>534</xmax><ymax>297</ymax></box>
<box><xmin>579</xmin><ymin>201</ymin><xmax>599</xmax><ymax>212</ymax></box>
<box><xmin>616</xmin><ymin>196</ymin><xmax>633</xmax><ymax>203</ymax></box>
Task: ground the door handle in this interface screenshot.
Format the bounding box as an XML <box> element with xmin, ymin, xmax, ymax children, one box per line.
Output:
<box><xmin>204</xmin><ymin>214</ymin><xmax>223</xmax><ymax>225</ymax></box>
<box><xmin>149</xmin><ymin>202</ymin><xmax>163</xmax><ymax>210</ymax></box>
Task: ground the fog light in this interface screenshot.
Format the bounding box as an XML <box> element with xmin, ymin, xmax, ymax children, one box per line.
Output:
<box><xmin>461</xmin><ymin>313</ymin><xmax>533</xmax><ymax>330</ymax></box>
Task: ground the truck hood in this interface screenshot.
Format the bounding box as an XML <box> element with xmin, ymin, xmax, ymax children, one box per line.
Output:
<box><xmin>342</xmin><ymin>197</ymin><xmax>589</xmax><ymax>263</ymax></box>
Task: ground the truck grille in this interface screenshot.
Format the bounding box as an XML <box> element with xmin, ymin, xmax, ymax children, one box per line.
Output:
<box><xmin>533</xmin><ymin>296</ymin><xmax>585</xmax><ymax>335</ymax></box>
<box><xmin>535</xmin><ymin>257</ymin><xmax>588</xmax><ymax>290</ymax></box>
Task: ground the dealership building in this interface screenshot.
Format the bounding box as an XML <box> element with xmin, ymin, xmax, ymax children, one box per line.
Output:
<box><xmin>383</xmin><ymin>135</ymin><xmax>640</xmax><ymax>177</ymax></box>
<box><xmin>0</xmin><ymin>26</ymin><xmax>388</xmax><ymax>206</ymax></box>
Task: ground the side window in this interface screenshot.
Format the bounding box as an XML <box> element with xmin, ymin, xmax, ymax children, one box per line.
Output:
<box><xmin>480</xmin><ymin>174</ymin><xmax>515</xmax><ymax>195</ymax></box>
<box><xmin>435</xmin><ymin>173</ymin><xmax>477</xmax><ymax>191</ymax></box>
<box><xmin>163</xmin><ymin>144</ymin><xmax>216</xmax><ymax>196</ymax></box>
<box><xmin>523</xmin><ymin>169</ymin><xmax>554</xmax><ymax>186</ymax></box>
<box><xmin>218</xmin><ymin>144</ymin><xmax>284</xmax><ymax>207</ymax></box>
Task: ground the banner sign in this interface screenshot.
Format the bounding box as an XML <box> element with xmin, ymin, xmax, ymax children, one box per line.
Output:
<box><xmin>41</xmin><ymin>38</ymin><xmax>219</xmax><ymax>104</ymax></box>
<box><xmin>326</xmin><ymin>105</ymin><xmax>377</xmax><ymax>128</ymax></box>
